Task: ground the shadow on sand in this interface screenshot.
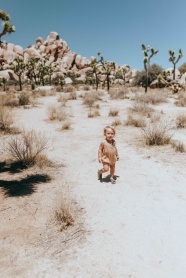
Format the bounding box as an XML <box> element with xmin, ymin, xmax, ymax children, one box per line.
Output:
<box><xmin>100</xmin><ymin>175</ymin><xmax>119</xmax><ymax>183</ymax></box>
<box><xmin>0</xmin><ymin>174</ymin><xmax>51</xmax><ymax>197</ymax></box>
<box><xmin>0</xmin><ymin>161</ymin><xmax>28</xmax><ymax>174</ymax></box>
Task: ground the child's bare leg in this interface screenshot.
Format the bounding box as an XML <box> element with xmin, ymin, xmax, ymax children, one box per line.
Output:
<box><xmin>99</xmin><ymin>163</ymin><xmax>109</xmax><ymax>174</ymax></box>
<box><xmin>110</xmin><ymin>164</ymin><xmax>115</xmax><ymax>179</ymax></box>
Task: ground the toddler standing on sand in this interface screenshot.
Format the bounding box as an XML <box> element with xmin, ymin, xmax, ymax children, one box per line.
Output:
<box><xmin>98</xmin><ymin>126</ymin><xmax>119</xmax><ymax>184</ymax></box>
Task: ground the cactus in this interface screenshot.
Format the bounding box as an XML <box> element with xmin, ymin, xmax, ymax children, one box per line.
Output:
<box><xmin>141</xmin><ymin>44</ymin><xmax>158</xmax><ymax>92</ymax></box>
<box><xmin>0</xmin><ymin>10</ymin><xmax>15</xmax><ymax>42</ymax></box>
<box><xmin>168</xmin><ymin>49</ymin><xmax>183</xmax><ymax>80</ymax></box>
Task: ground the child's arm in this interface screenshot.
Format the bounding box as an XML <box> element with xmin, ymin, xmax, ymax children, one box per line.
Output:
<box><xmin>116</xmin><ymin>146</ymin><xmax>119</xmax><ymax>161</ymax></box>
<box><xmin>98</xmin><ymin>142</ymin><xmax>104</xmax><ymax>163</ymax></box>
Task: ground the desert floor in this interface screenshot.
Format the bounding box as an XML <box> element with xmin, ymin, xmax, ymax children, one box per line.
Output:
<box><xmin>0</xmin><ymin>88</ymin><xmax>186</xmax><ymax>278</ymax></box>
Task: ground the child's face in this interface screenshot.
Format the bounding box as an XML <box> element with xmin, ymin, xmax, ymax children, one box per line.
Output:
<box><xmin>104</xmin><ymin>128</ymin><xmax>115</xmax><ymax>141</ymax></box>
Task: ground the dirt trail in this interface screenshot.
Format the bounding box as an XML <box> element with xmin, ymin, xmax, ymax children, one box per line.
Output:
<box><xmin>1</xmin><ymin>92</ymin><xmax>186</xmax><ymax>277</ymax></box>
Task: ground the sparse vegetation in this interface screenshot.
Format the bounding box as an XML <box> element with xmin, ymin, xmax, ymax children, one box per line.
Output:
<box><xmin>83</xmin><ymin>91</ymin><xmax>102</xmax><ymax>107</ymax></box>
<box><xmin>171</xmin><ymin>140</ymin><xmax>185</xmax><ymax>153</ymax></box>
<box><xmin>61</xmin><ymin>120</ymin><xmax>71</xmax><ymax>130</ymax></box>
<box><xmin>134</xmin><ymin>91</ymin><xmax>167</xmax><ymax>105</ymax></box>
<box><xmin>141</xmin><ymin>121</ymin><xmax>173</xmax><ymax>146</ymax></box>
<box><xmin>108</xmin><ymin>109</ymin><xmax>119</xmax><ymax>117</ymax></box>
<box><xmin>0</xmin><ymin>106</ymin><xmax>14</xmax><ymax>132</ymax></box>
<box><xmin>111</xmin><ymin>118</ymin><xmax>122</xmax><ymax>126</ymax></box>
<box><xmin>47</xmin><ymin>105</ymin><xmax>67</xmax><ymax>121</ymax></box>
<box><xmin>131</xmin><ymin>102</ymin><xmax>153</xmax><ymax>114</ymax></box>
<box><xmin>88</xmin><ymin>110</ymin><xmax>100</xmax><ymax>118</ymax></box>
<box><xmin>175</xmin><ymin>92</ymin><xmax>186</xmax><ymax>107</ymax></box>
<box><xmin>109</xmin><ymin>88</ymin><xmax>129</xmax><ymax>99</ymax></box>
<box><xmin>7</xmin><ymin>129</ymin><xmax>48</xmax><ymax>166</ymax></box>
<box><xmin>176</xmin><ymin>113</ymin><xmax>186</xmax><ymax>128</ymax></box>
<box><xmin>125</xmin><ymin>113</ymin><xmax>146</xmax><ymax>127</ymax></box>
<box><xmin>55</xmin><ymin>194</ymin><xmax>75</xmax><ymax>231</ymax></box>
<box><xmin>18</xmin><ymin>92</ymin><xmax>30</xmax><ymax>105</ymax></box>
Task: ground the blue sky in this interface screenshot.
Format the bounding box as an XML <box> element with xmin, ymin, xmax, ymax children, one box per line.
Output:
<box><xmin>1</xmin><ymin>0</ymin><xmax>186</xmax><ymax>70</ymax></box>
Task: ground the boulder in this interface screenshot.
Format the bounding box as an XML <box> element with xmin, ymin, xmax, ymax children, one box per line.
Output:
<box><xmin>36</xmin><ymin>37</ymin><xmax>44</xmax><ymax>44</ymax></box>
<box><xmin>3</xmin><ymin>49</ymin><xmax>18</xmax><ymax>63</ymax></box>
<box><xmin>76</xmin><ymin>74</ymin><xmax>86</xmax><ymax>82</ymax></box>
<box><xmin>64</xmin><ymin>77</ymin><xmax>73</xmax><ymax>84</ymax></box>
<box><xmin>24</xmin><ymin>47</ymin><xmax>41</xmax><ymax>58</ymax></box>
<box><xmin>46</xmin><ymin>32</ymin><xmax>60</xmax><ymax>43</ymax></box>
<box><xmin>0</xmin><ymin>69</ymin><xmax>19</xmax><ymax>81</ymax></box>
<box><xmin>114</xmin><ymin>79</ymin><xmax>124</xmax><ymax>85</ymax></box>
<box><xmin>61</xmin><ymin>53</ymin><xmax>76</xmax><ymax>69</ymax></box>
<box><xmin>13</xmin><ymin>45</ymin><xmax>24</xmax><ymax>56</ymax></box>
<box><xmin>7</xmin><ymin>43</ymin><xmax>14</xmax><ymax>51</ymax></box>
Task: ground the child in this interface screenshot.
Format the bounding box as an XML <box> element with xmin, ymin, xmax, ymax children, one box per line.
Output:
<box><xmin>98</xmin><ymin>126</ymin><xmax>119</xmax><ymax>184</ymax></box>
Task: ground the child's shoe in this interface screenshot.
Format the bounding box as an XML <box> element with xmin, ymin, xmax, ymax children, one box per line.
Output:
<box><xmin>110</xmin><ymin>177</ymin><xmax>116</xmax><ymax>184</ymax></box>
<box><xmin>97</xmin><ymin>170</ymin><xmax>102</xmax><ymax>180</ymax></box>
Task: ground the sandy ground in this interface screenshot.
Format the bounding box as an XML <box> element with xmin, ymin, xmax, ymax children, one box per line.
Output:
<box><xmin>0</xmin><ymin>90</ymin><xmax>186</xmax><ymax>278</ymax></box>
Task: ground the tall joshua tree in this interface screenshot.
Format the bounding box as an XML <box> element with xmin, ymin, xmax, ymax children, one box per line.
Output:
<box><xmin>10</xmin><ymin>57</ymin><xmax>26</xmax><ymax>91</ymax></box>
<box><xmin>141</xmin><ymin>44</ymin><xmax>158</xmax><ymax>92</ymax></box>
<box><xmin>90</xmin><ymin>58</ymin><xmax>100</xmax><ymax>90</ymax></box>
<box><xmin>0</xmin><ymin>10</ymin><xmax>15</xmax><ymax>42</ymax></box>
<box><xmin>97</xmin><ymin>52</ymin><xmax>115</xmax><ymax>92</ymax></box>
<box><xmin>168</xmin><ymin>49</ymin><xmax>183</xmax><ymax>80</ymax></box>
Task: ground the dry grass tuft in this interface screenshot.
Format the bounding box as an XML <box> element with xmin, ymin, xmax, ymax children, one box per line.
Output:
<box><xmin>7</xmin><ymin>129</ymin><xmax>48</xmax><ymax>166</ymax></box>
<box><xmin>88</xmin><ymin>110</ymin><xmax>100</xmax><ymax>118</ymax></box>
<box><xmin>57</xmin><ymin>95</ymin><xmax>69</xmax><ymax>106</ymax></box>
<box><xmin>0</xmin><ymin>106</ymin><xmax>14</xmax><ymax>132</ymax></box>
<box><xmin>176</xmin><ymin>113</ymin><xmax>186</xmax><ymax>128</ymax></box>
<box><xmin>47</xmin><ymin>105</ymin><xmax>67</xmax><ymax>121</ymax></box>
<box><xmin>141</xmin><ymin>121</ymin><xmax>173</xmax><ymax>146</ymax></box>
<box><xmin>61</xmin><ymin>120</ymin><xmax>71</xmax><ymax>130</ymax></box>
<box><xmin>109</xmin><ymin>88</ymin><xmax>129</xmax><ymax>99</ymax></box>
<box><xmin>69</xmin><ymin>91</ymin><xmax>77</xmax><ymax>100</ymax></box>
<box><xmin>108</xmin><ymin>109</ymin><xmax>119</xmax><ymax>117</ymax></box>
<box><xmin>131</xmin><ymin>102</ymin><xmax>154</xmax><ymax>114</ymax></box>
<box><xmin>134</xmin><ymin>92</ymin><xmax>167</xmax><ymax>105</ymax></box>
<box><xmin>171</xmin><ymin>140</ymin><xmax>186</xmax><ymax>153</ymax></box>
<box><xmin>35</xmin><ymin>154</ymin><xmax>52</xmax><ymax>168</ymax></box>
<box><xmin>111</xmin><ymin>118</ymin><xmax>122</xmax><ymax>126</ymax></box>
<box><xmin>82</xmin><ymin>91</ymin><xmax>103</xmax><ymax>107</ymax></box>
<box><xmin>0</xmin><ymin>93</ymin><xmax>19</xmax><ymax>107</ymax></box>
<box><xmin>18</xmin><ymin>92</ymin><xmax>30</xmax><ymax>105</ymax></box>
<box><xmin>175</xmin><ymin>92</ymin><xmax>186</xmax><ymax>107</ymax></box>
<box><xmin>125</xmin><ymin>113</ymin><xmax>146</xmax><ymax>127</ymax></box>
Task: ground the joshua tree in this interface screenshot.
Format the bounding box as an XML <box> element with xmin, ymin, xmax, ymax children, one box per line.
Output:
<box><xmin>9</xmin><ymin>57</ymin><xmax>26</xmax><ymax>91</ymax></box>
<box><xmin>97</xmin><ymin>52</ymin><xmax>115</xmax><ymax>92</ymax></box>
<box><xmin>141</xmin><ymin>44</ymin><xmax>158</xmax><ymax>92</ymax></box>
<box><xmin>0</xmin><ymin>10</ymin><xmax>15</xmax><ymax>42</ymax></box>
<box><xmin>90</xmin><ymin>58</ymin><xmax>100</xmax><ymax>90</ymax></box>
<box><xmin>168</xmin><ymin>49</ymin><xmax>183</xmax><ymax>80</ymax></box>
<box><xmin>25</xmin><ymin>57</ymin><xmax>40</xmax><ymax>85</ymax></box>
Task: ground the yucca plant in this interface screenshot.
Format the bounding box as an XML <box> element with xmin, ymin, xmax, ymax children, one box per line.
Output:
<box><xmin>168</xmin><ymin>49</ymin><xmax>183</xmax><ymax>80</ymax></box>
<box><xmin>141</xmin><ymin>44</ymin><xmax>158</xmax><ymax>93</ymax></box>
<box><xmin>9</xmin><ymin>57</ymin><xmax>26</xmax><ymax>91</ymax></box>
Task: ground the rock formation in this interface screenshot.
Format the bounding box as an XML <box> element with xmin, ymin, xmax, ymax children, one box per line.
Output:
<box><xmin>0</xmin><ymin>31</ymin><xmax>136</xmax><ymax>84</ymax></box>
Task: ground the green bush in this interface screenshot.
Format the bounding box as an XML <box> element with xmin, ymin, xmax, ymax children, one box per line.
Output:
<box><xmin>133</xmin><ymin>64</ymin><xmax>164</xmax><ymax>87</ymax></box>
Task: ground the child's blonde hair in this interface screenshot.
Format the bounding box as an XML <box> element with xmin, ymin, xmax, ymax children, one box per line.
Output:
<box><xmin>104</xmin><ymin>125</ymin><xmax>116</xmax><ymax>135</ymax></box>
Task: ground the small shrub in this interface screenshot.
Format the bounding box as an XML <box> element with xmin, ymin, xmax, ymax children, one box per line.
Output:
<box><xmin>47</xmin><ymin>105</ymin><xmax>67</xmax><ymax>121</ymax></box>
<box><xmin>83</xmin><ymin>85</ymin><xmax>90</xmax><ymax>91</ymax></box>
<box><xmin>55</xmin><ymin>194</ymin><xmax>75</xmax><ymax>231</ymax></box>
<box><xmin>111</xmin><ymin>118</ymin><xmax>122</xmax><ymax>126</ymax></box>
<box><xmin>64</xmin><ymin>86</ymin><xmax>74</xmax><ymax>93</ymax></box>
<box><xmin>176</xmin><ymin>113</ymin><xmax>186</xmax><ymax>128</ymax></box>
<box><xmin>61</xmin><ymin>121</ymin><xmax>71</xmax><ymax>130</ymax></box>
<box><xmin>0</xmin><ymin>106</ymin><xmax>14</xmax><ymax>131</ymax></box>
<box><xmin>7</xmin><ymin>130</ymin><xmax>48</xmax><ymax>166</ymax></box>
<box><xmin>83</xmin><ymin>91</ymin><xmax>103</xmax><ymax>107</ymax></box>
<box><xmin>35</xmin><ymin>154</ymin><xmax>52</xmax><ymax>168</ymax></box>
<box><xmin>134</xmin><ymin>92</ymin><xmax>167</xmax><ymax>105</ymax></box>
<box><xmin>110</xmin><ymin>88</ymin><xmax>128</xmax><ymax>99</ymax></box>
<box><xmin>57</xmin><ymin>95</ymin><xmax>68</xmax><ymax>106</ymax></box>
<box><xmin>108</xmin><ymin>109</ymin><xmax>119</xmax><ymax>117</ymax></box>
<box><xmin>18</xmin><ymin>92</ymin><xmax>30</xmax><ymax>105</ymax></box>
<box><xmin>131</xmin><ymin>102</ymin><xmax>153</xmax><ymax>114</ymax></box>
<box><xmin>0</xmin><ymin>94</ymin><xmax>19</xmax><ymax>107</ymax></box>
<box><xmin>141</xmin><ymin>122</ymin><xmax>173</xmax><ymax>146</ymax></box>
<box><xmin>171</xmin><ymin>140</ymin><xmax>185</xmax><ymax>152</ymax></box>
<box><xmin>69</xmin><ymin>91</ymin><xmax>77</xmax><ymax>100</ymax></box>
<box><xmin>125</xmin><ymin>114</ymin><xmax>146</xmax><ymax>127</ymax></box>
<box><xmin>175</xmin><ymin>92</ymin><xmax>186</xmax><ymax>107</ymax></box>
<box><xmin>88</xmin><ymin>110</ymin><xmax>100</xmax><ymax>118</ymax></box>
